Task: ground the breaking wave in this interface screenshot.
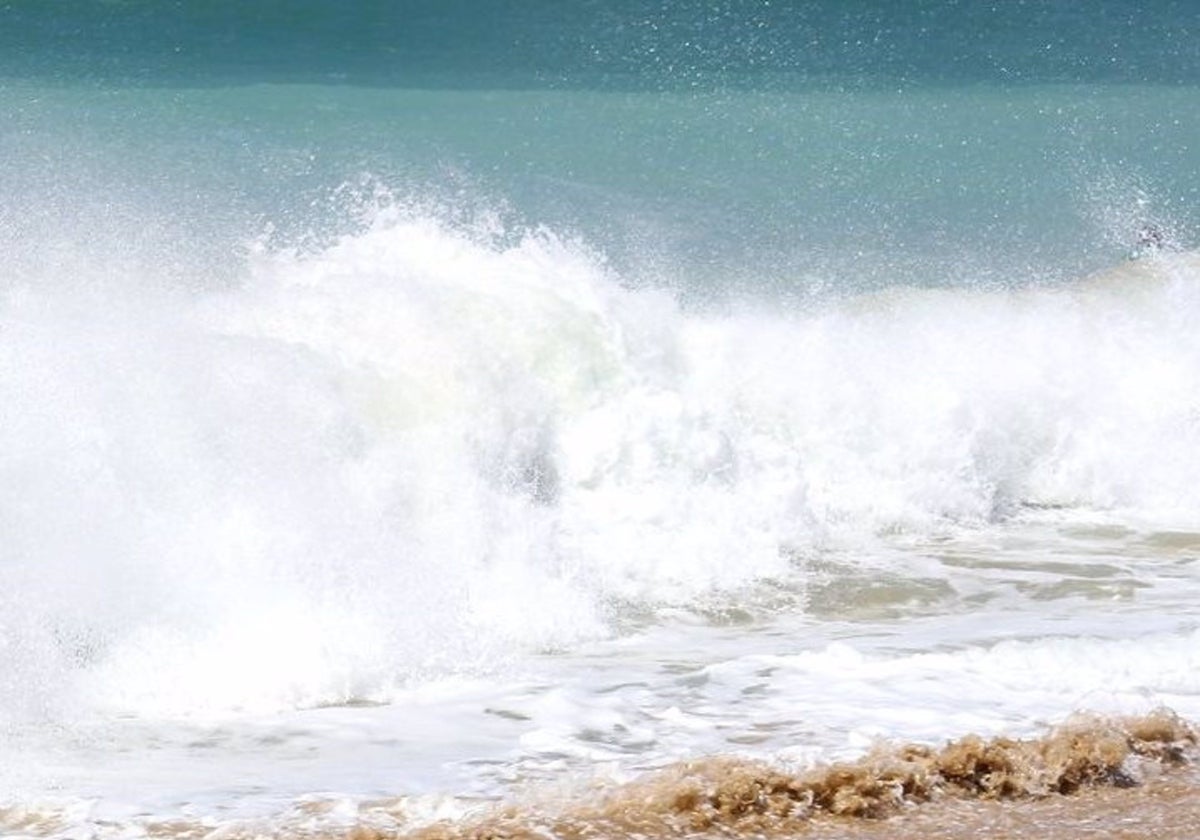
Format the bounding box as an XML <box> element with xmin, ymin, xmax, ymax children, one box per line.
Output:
<box><xmin>3</xmin><ymin>202</ymin><xmax>1200</xmax><ymax>720</ymax></box>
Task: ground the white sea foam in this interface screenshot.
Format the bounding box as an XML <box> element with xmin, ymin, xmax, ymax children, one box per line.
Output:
<box><xmin>5</xmin><ymin>621</ymin><xmax>1199</xmax><ymax>838</ymax></box>
<box><xmin>2</xmin><ymin>206</ymin><xmax>1200</xmax><ymax>729</ymax></box>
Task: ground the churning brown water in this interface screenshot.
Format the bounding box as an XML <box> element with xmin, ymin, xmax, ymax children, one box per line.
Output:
<box><xmin>398</xmin><ymin>711</ymin><xmax>1198</xmax><ymax>840</ymax></box>
<box><xmin>35</xmin><ymin>711</ymin><xmax>1188</xmax><ymax>840</ymax></box>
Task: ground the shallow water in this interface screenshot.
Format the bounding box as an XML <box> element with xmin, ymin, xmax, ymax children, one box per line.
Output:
<box><xmin>4</xmin><ymin>517</ymin><xmax>1200</xmax><ymax>836</ymax></box>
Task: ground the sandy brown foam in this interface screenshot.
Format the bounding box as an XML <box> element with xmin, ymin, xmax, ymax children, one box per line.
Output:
<box><xmin>813</xmin><ymin>769</ymin><xmax>1200</xmax><ymax>840</ymax></box>
<box><xmin>9</xmin><ymin>711</ymin><xmax>1197</xmax><ymax>839</ymax></box>
<box><xmin>396</xmin><ymin>710</ymin><xmax>1197</xmax><ymax>840</ymax></box>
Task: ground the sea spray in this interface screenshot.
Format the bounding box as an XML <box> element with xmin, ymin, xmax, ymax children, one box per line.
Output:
<box><xmin>5</xmin><ymin>203</ymin><xmax>1200</xmax><ymax>725</ymax></box>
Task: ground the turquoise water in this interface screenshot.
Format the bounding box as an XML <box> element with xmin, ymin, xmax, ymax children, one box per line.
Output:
<box><xmin>4</xmin><ymin>3</ymin><xmax>1200</xmax><ymax>837</ymax></box>
<box><xmin>8</xmin><ymin>81</ymin><xmax>1200</xmax><ymax>300</ymax></box>
<box><xmin>4</xmin><ymin>2</ymin><xmax>1200</xmax><ymax>299</ymax></box>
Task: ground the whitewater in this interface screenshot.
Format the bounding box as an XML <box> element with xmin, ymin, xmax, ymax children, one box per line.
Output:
<box><xmin>4</xmin><ymin>189</ymin><xmax>1200</xmax><ymax>835</ymax></box>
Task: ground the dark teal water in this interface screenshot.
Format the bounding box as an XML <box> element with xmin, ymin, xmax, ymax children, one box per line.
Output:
<box><xmin>3</xmin><ymin>1</ymin><xmax>1199</xmax><ymax>88</ymax></box>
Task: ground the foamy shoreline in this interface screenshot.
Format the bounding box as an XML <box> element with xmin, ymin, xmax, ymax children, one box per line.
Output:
<box><xmin>4</xmin><ymin>711</ymin><xmax>1195</xmax><ymax>839</ymax></box>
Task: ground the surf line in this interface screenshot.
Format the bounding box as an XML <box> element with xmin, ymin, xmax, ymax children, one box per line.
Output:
<box><xmin>399</xmin><ymin>711</ymin><xmax>1196</xmax><ymax>839</ymax></box>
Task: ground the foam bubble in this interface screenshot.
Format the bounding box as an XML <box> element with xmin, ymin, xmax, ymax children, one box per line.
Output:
<box><xmin>5</xmin><ymin>204</ymin><xmax>1200</xmax><ymax>721</ymax></box>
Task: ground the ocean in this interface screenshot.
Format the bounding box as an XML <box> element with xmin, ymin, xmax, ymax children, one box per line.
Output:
<box><xmin>3</xmin><ymin>2</ymin><xmax>1200</xmax><ymax>837</ymax></box>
